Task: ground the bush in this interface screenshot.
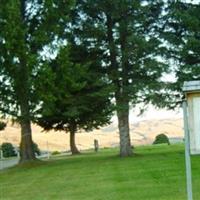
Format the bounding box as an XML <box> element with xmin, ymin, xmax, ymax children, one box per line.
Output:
<box><xmin>51</xmin><ymin>151</ymin><xmax>60</xmax><ymax>155</ymax></box>
<box><xmin>33</xmin><ymin>142</ymin><xmax>41</xmax><ymax>156</ymax></box>
<box><xmin>0</xmin><ymin>121</ymin><xmax>6</xmax><ymax>131</ymax></box>
<box><xmin>153</xmin><ymin>134</ymin><xmax>170</xmax><ymax>145</ymax></box>
<box><xmin>1</xmin><ymin>142</ymin><xmax>17</xmax><ymax>157</ymax></box>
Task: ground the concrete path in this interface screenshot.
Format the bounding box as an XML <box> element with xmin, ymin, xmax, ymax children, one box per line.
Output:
<box><xmin>0</xmin><ymin>152</ymin><xmax>70</xmax><ymax>170</ymax></box>
<box><xmin>0</xmin><ymin>158</ymin><xmax>19</xmax><ymax>170</ymax></box>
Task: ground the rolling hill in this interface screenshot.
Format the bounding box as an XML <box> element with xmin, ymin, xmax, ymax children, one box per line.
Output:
<box><xmin>0</xmin><ymin>118</ymin><xmax>183</xmax><ymax>151</ymax></box>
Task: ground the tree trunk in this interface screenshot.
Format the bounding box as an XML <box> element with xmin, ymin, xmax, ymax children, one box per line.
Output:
<box><xmin>106</xmin><ymin>11</ymin><xmax>132</xmax><ymax>157</ymax></box>
<box><xmin>116</xmin><ymin>18</ymin><xmax>133</xmax><ymax>157</ymax></box>
<box><xmin>116</xmin><ymin>95</ymin><xmax>133</xmax><ymax>157</ymax></box>
<box><xmin>17</xmin><ymin>0</ymin><xmax>35</xmax><ymax>163</ymax></box>
<box><xmin>69</xmin><ymin>129</ymin><xmax>80</xmax><ymax>155</ymax></box>
<box><xmin>18</xmin><ymin>72</ymin><xmax>36</xmax><ymax>162</ymax></box>
<box><xmin>20</xmin><ymin>119</ymin><xmax>36</xmax><ymax>163</ymax></box>
<box><xmin>18</xmin><ymin>57</ymin><xmax>36</xmax><ymax>163</ymax></box>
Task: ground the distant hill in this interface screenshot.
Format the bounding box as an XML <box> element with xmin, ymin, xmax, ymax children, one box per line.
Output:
<box><xmin>0</xmin><ymin>118</ymin><xmax>183</xmax><ymax>151</ymax></box>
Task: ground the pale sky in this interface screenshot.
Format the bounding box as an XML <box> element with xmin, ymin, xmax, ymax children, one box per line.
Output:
<box><xmin>129</xmin><ymin>106</ymin><xmax>182</xmax><ymax>122</ymax></box>
<box><xmin>112</xmin><ymin>105</ymin><xmax>182</xmax><ymax>124</ymax></box>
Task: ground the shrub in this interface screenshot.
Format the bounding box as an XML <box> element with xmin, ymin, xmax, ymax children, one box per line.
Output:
<box><xmin>1</xmin><ymin>142</ymin><xmax>17</xmax><ymax>157</ymax></box>
<box><xmin>33</xmin><ymin>142</ymin><xmax>41</xmax><ymax>156</ymax></box>
<box><xmin>51</xmin><ymin>151</ymin><xmax>60</xmax><ymax>155</ymax></box>
<box><xmin>153</xmin><ymin>134</ymin><xmax>170</xmax><ymax>145</ymax></box>
<box><xmin>0</xmin><ymin>121</ymin><xmax>6</xmax><ymax>131</ymax></box>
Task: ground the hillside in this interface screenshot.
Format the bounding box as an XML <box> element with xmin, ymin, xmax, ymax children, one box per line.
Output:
<box><xmin>0</xmin><ymin>118</ymin><xmax>183</xmax><ymax>151</ymax></box>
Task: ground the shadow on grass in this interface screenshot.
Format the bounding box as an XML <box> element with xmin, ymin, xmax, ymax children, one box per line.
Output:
<box><xmin>2</xmin><ymin>144</ymin><xmax>186</xmax><ymax>173</ymax></box>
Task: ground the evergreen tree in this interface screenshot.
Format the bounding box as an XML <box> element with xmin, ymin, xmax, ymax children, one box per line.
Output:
<box><xmin>162</xmin><ymin>1</ymin><xmax>200</xmax><ymax>107</ymax></box>
<box><xmin>70</xmin><ymin>0</ymin><xmax>167</xmax><ymax>156</ymax></box>
<box><xmin>36</xmin><ymin>46</ymin><xmax>113</xmax><ymax>155</ymax></box>
<box><xmin>0</xmin><ymin>0</ymin><xmax>74</xmax><ymax>162</ymax></box>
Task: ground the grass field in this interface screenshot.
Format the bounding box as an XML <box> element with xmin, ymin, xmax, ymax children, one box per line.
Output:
<box><xmin>1</xmin><ymin>144</ymin><xmax>200</xmax><ymax>200</ymax></box>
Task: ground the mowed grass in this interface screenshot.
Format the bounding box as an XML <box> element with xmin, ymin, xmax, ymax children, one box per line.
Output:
<box><xmin>1</xmin><ymin>144</ymin><xmax>200</xmax><ymax>200</ymax></box>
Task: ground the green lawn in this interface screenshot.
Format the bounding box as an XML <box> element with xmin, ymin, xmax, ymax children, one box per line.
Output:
<box><xmin>1</xmin><ymin>144</ymin><xmax>200</xmax><ymax>200</ymax></box>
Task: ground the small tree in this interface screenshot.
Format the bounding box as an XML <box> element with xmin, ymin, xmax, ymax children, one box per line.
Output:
<box><xmin>153</xmin><ymin>134</ymin><xmax>170</xmax><ymax>145</ymax></box>
<box><xmin>1</xmin><ymin>143</ymin><xmax>17</xmax><ymax>157</ymax></box>
<box><xmin>36</xmin><ymin>47</ymin><xmax>113</xmax><ymax>155</ymax></box>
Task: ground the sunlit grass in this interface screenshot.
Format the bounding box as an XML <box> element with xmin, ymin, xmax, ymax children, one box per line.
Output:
<box><xmin>1</xmin><ymin>144</ymin><xmax>200</xmax><ymax>200</ymax></box>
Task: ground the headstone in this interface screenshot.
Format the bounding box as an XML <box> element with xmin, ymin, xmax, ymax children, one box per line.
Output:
<box><xmin>47</xmin><ymin>141</ymin><xmax>50</xmax><ymax>159</ymax></box>
<box><xmin>0</xmin><ymin>150</ymin><xmax>4</xmax><ymax>159</ymax></box>
<box><xmin>94</xmin><ymin>139</ymin><xmax>99</xmax><ymax>152</ymax></box>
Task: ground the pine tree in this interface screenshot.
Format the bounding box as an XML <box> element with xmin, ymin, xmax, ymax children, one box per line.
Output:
<box><xmin>36</xmin><ymin>45</ymin><xmax>113</xmax><ymax>155</ymax></box>
<box><xmin>162</xmin><ymin>1</ymin><xmax>200</xmax><ymax>106</ymax></box>
<box><xmin>70</xmin><ymin>0</ymin><xmax>167</xmax><ymax>156</ymax></box>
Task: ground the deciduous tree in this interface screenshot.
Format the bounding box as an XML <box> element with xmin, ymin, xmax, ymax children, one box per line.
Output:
<box><xmin>0</xmin><ymin>0</ymin><xmax>74</xmax><ymax>162</ymax></box>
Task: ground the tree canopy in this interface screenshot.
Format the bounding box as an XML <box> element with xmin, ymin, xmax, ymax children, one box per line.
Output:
<box><xmin>69</xmin><ymin>0</ymin><xmax>168</xmax><ymax>156</ymax></box>
<box><xmin>0</xmin><ymin>0</ymin><xmax>74</xmax><ymax>162</ymax></box>
<box><xmin>1</xmin><ymin>0</ymin><xmax>197</xmax><ymax>160</ymax></box>
<box><xmin>161</xmin><ymin>1</ymin><xmax>200</xmax><ymax>107</ymax></box>
<box><xmin>36</xmin><ymin>45</ymin><xmax>113</xmax><ymax>154</ymax></box>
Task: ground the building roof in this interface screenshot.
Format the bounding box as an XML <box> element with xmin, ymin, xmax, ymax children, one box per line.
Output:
<box><xmin>183</xmin><ymin>81</ymin><xmax>200</xmax><ymax>93</ymax></box>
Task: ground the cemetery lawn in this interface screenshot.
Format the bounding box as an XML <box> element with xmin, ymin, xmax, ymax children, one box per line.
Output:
<box><xmin>1</xmin><ymin>144</ymin><xmax>200</xmax><ymax>200</ymax></box>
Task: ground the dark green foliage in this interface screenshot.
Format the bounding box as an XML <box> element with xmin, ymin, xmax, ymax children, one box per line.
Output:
<box><xmin>69</xmin><ymin>0</ymin><xmax>168</xmax><ymax>156</ymax></box>
<box><xmin>51</xmin><ymin>151</ymin><xmax>60</xmax><ymax>155</ymax></box>
<box><xmin>71</xmin><ymin>0</ymin><xmax>167</xmax><ymax>106</ymax></box>
<box><xmin>153</xmin><ymin>134</ymin><xmax>170</xmax><ymax>145</ymax></box>
<box><xmin>1</xmin><ymin>142</ymin><xmax>17</xmax><ymax>157</ymax></box>
<box><xmin>161</xmin><ymin>1</ymin><xmax>200</xmax><ymax>108</ymax></box>
<box><xmin>0</xmin><ymin>121</ymin><xmax>6</xmax><ymax>131</ymax></box>
<box><xmin>0</xmin><ymin>0</ymin><xmax>74</xmax><ymax>161</ymax></box>
<box><xmin>36</xmin><ymin>43</ymin><xmax>113</xmax><ymax>132</ymax></box>
<box><xmin>36</xmin><ymin>46</ymin><xmax>113</xmax><ymax>153</ymax></box>
<box><xmin>32</xmin><ymin>142</ymin><xmax>41</xmax><ymax>156</ymax></box>
<box><xmin>0</xmin><ymin>0</ymin><xmax>75</xmax><ymax>120</ymax></box>
<box><xmin>35</xmin><ymin>43</ymin><xmax>113</xmax><ymax>154</ymax></box>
